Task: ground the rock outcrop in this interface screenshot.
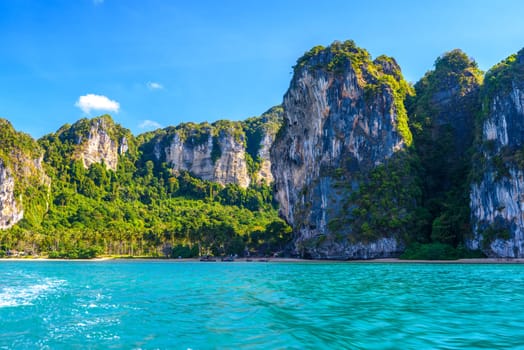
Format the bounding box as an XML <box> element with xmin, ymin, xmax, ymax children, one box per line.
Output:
<box><xmin>271</xmin><ymin>41</ymin><xmax>417</xmax><ymax>259</ymax></box>
<box><xmin>50</xmin><ymin>115</ymin><xmax>131</xmax><ymax>171</ymax></box>
<box><xmin>469</xmin><ymin>48</ymin><xmax>524</xmax><ymax>257</ymax></box>
<box><xmin>149</xmin><ymin>121</ymin><xmax>250</xmax><ymax>188</ymax></box>
<box><xmin>0</xmin><ymin>159</ymin><xmax>23</xmax><ymax>229</ymax></box>
<box><xmin>77</xmin><ymin>116</ymin><xmax>130</xmax><ymax>171</ymax></box>
<box><xmin>0</xmin><ymin>119</ymin><xmax>49</xmax><ymax>229</ymax></box>
<box><xmin>244</xmin><ymin>106</ymin><xmax>283</xmax><ymax>186</ymax></box>
<box><xmin>146</xmin><ymin>108</ymin><xmax>282</xmax><ymax>188</ymax></box>
<box><xmin>255</xmin><ymin>131</ymin><xmax>274</xmax><ymax>184</ymax></box>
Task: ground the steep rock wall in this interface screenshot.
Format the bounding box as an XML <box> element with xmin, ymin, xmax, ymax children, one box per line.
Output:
<box><xmin>75</xmin><ymin>117</ymin><xmax>129</xmax><ymax>171</ymax></box>
<box><xmin>271</xmin><ymin>41</ymin><xmax>415</xmax><ymax>259</ymax></box>
<box><xmin>0</xmin><ymin>159</ymin><xmax>23</xmax><ymax>229</ymax></box>
<box><xmin>470</xmin><ymin>169</ymin><xmax>524</xmax><ymax>257</ymax></box>
<box><xmin>255</xmin><ymin>131</ymin><xmax>274</xmax><ymax>184</ymax></box>
<box><xmin>149</xmin><ymin>110</ymin><xmax>282</xmax><ymax>188</ymax></box>
<box><xmin>154</xmin><ymin>124</ymin><xmax>251</xmax><ymax>188</ymax></box>
<box><xmin>469</xmin><ymin>48</ymin><xmax>524</xmax><ymax>257</ymax></box>
<box><xmin>0</xmin><ymin>119</ymin><xmax>50</xmax><ymax>229</ymax></box>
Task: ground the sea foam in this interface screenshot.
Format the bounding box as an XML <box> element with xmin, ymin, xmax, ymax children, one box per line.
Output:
<box><xmin>0</xmin><ymin>278</ymin><xmax>66</xmax><ymax>308</ymax></box>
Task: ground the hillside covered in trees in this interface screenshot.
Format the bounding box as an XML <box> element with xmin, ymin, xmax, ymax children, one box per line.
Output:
<box><xmin>0</xmin><ymin>110</ymin><xmax>290</xmax><ymax>259</ymax></box>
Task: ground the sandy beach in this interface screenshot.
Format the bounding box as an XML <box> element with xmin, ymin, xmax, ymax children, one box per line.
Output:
<box><xmin>1</xmin><ymin>257</ymin><xmax>524</xmax><ymax>264</ymax></box>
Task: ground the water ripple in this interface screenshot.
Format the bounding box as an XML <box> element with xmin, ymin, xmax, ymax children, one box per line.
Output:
<box><xmin>0</xmin><ymin>277</ymin><xmax>66</xmax><ymax>308</ymax></box>
<box><xmin>1</xmin><ymin>262</ymin><xmax>524</xmax><ymax>349</ymax></box>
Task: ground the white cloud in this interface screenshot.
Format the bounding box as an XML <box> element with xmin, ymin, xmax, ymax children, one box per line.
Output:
<box><xmin>93</xmin><ymin>0</ymin><xmax>104</xmax><ymax>5</ymax></box>
<box><xmin>75</xmin><ymin>94</ymin><xmax>120</xmax><ymax>114</ymax></box>
<box><xmin>147</xmin><ymin>81</ymin><xmax>163</xmax><ymax>90</ymax></box>
<box><xmin>139</xmin><ymin>120</ymin><xmax>162</xmax><ymax>129</ymax></box>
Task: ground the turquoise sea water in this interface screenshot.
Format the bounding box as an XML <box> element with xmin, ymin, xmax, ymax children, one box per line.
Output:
<box><xmin>1</xmin><ymin>261</ymin><xmax>524</xmax><ymax>349</ymax></box>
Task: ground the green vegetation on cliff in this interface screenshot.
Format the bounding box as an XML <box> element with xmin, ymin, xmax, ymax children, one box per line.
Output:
<box><xmin>0</xmin><ymin>119</ymin><xmax>49</xmax><ymax>229</ymax></box>
<box><xmin>468</xmin><ymin>52</ymin><xmax>524</xmax><ymax>190</ymax></box>
<box><xmin>295</xmin><ymin>40</ymin><xmax>414</xmax><ymax>147</ymax></box>
<box><xmin>404</xmin><ymin>49</ymin><xmax>483</xmax><ymax>258</ymax></box>
<box><xmin>242</xmin><ymin>106</ymin><xmax>283</xmax><ymax>180</ymax></box>
<box><xmin>0</xmin><ymin>119</ymin><xmax>42</xmax><ymax>161</ymax></box>
<box><xmin>294</xmin><ymin>40</ymin><xmax>370</xmax><ymax>77</ymax></box>
<box><xmin>482</xmin><ymin>48</ymin><xmax>524</xmax><ymax>106</ymax></box>
<box><xmin>327</xmin><ymin>151</ymin><xmax>423</xmax><ymax>244</ymax></box>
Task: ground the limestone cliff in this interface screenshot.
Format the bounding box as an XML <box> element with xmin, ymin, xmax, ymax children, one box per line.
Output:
<box><xmin>0</xmin><ymin>159</ymin><xmax>22</xmax><ymax>229</ymax></box>
<box><xmin>243</xmin><ymin>106</ymin><xmax>283</xmax><ymax>185</ymax></box>
<box><xmin>469</xmin><ymin>48</ymin><xmax>524</xmax><ymax>257</ymax></box>
<box><xmin>271</xmin><ymin>41</ymin><xmax>418</xmax><ymax>259</ymax></box>
<box><xmin>50</xmin><ymin>115</ymin><xmax>131</xmax><ymax>171</ymax></box>
<box><xmin>255</xmin><ymin>131</ymin><xmax>274</xmax><ymax>184</ymax></box>
<box><xmin>149</xmin><ymin>121</ymin><xmax>250</xmax><ymax>188</ymax></box>
<box><xmin>0</xmin><ymin>119</ymin><xmax>49</xmax><ymax>229</ymax></box>
<box><xmin>145</xmin><ymin>108</ymin><xmax>282</xmax><ymax>188</ymax></box>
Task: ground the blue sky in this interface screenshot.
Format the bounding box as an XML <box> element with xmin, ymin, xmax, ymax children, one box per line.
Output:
<box><xmin>1</xmin><ymin>0</ymin><xmax>523</xmax><ymax>138</ymax></box>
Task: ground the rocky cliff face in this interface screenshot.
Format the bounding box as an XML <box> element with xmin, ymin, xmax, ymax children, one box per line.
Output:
<box><xmin>147</xmin><ymin>109</ymin><xmax>282</xmax><ymax>188</ymax></box>
<box><xmin>244</xmin><ymin>106</ymin><xmax>283</xmax><ymax>186</ymax></box>
<box><xmin>271</xmin><ymin>41</ymin><xmax>416</xmax><ymax>259</ymax></box>
<box><xmin>75</xmin><ymin>117</ymin><xmax>129</xmax><ymax>171</ymax></box>
<box><xmin>0</xmin><ymin>159</ymin><xmax>23</xmax><ymax>229</ymax></box>
<box><xmin>469</xmin><ymin>49</ymin><xmax>524</xmax><ymax>257</ymax></box>
<box><xmin>256</xmin><ymin>131</ymin><xmax>274</xmax><ymax>184</ymax></box>
<box><xmin>49</xmin><ymin>115</ymin><xmax>131</xmax><ymax>171</ymax></box>
<box><xmin>151</xmin><ymin>122</ymin><xmax>250</xmax><ymax>188</ymax></box>
<box><xmin>0</xmin><ymin>119</ymin><xmax>49</xmax><ymax>229</ymax></box>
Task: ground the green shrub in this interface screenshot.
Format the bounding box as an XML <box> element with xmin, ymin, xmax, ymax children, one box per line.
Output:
<box><xmin>47</xmin><ymin>246</ymin><xmax>102</xmax><ymax>259</ymax></box>
<box><xmin>401</xmin><ymin>242</ymin><xmax>460</xmax><ymax>260</ymax></box>
<box><xmin>170</xmin><ymin>245</ymin><xmax>199</xmax><ymax>258</ymax></box>
<box><xmin>401</xmin><ymin>242</ymin><xmax>486</xmax><ymax>260</ymax></box>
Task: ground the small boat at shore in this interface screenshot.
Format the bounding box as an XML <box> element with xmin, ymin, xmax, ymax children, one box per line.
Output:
<box><xmin>199</xmin><ymin>255</ymin><xmax>217</xmax><ymax>262</ymax></box>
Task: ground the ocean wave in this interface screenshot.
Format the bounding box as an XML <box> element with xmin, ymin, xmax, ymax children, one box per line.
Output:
<box><xmin>0</xmin><ymin>278</ymin><xmax>66</xmax><ymax>308</ymax></box>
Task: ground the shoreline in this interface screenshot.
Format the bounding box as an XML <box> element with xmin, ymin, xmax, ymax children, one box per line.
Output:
<box><xmin>1</xmin><ymin>257</ymin><xmax>524</xmax><ymax>264</ymax></box>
